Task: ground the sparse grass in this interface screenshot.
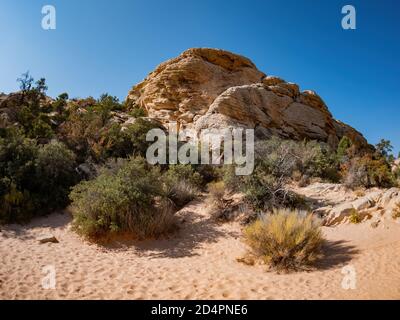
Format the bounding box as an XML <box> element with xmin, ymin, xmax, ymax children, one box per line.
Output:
<box><xmin>207</xmin><ymin>181</ymin><xmax>227</xmax><ymax>220</ymax></box>
<box><xmin>164</xmin><ymin>179</ymin><xmax>198</xmax><ymax>208</ymax></box>
<box><xmin>243</xmin><ymin>208</ymin><xmax>324</xmax><ymax>272</ymax></box>
<box><xmin>354</xmin><ymin>189</ymin><xmax>366</xmax><ymax>197</ymax></box>
<box><xmin>163</xmin><ymin>165</ymin><xmax>202</xmax><ymax>208</ymax></box>
<box><xmin>392</xmin><ymin>202</ymin><xmax>400</xmax><ymax>220</ymax></box>
<box><xmin>348</xmin><ymin>208</ymin><xmax>362</xmax><ymax>224</ymax></box>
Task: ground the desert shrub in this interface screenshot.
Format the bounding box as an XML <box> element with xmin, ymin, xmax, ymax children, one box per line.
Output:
<box><xmin>98</xmin><ymin>123</ymin><xmax>135</xmax><ymax>159</ymax></box>
<box><xmin>392</xmin><ymin>203</ymin><xmax>400</xmax><ymax>220</ymax></box>
<box><xmin>243</xmin><ymin>208</ymin><xmax>324</xmax><ymax>272</ymax></box>
<box><xmin>58</xmin><ymin>104</ymin><xmax>104</xmax><ymax>161</ymax></box>
<box><xmin>33</xmin><ymin>141</ymin><xmax>78</xmax><ymax>211</ymax></box>
<box><xmin>0</xmin><ymin>130</ymin><xmax>77</xmax><ymax>223</ymax></box>
<box><xmin>336</xmin><ymin>136</ymin><xmax>352</xmax><ymax>163</ymax></box>
<box><xmin>193</xmin><ymin>164</ymin><xmax>222</xmax><ymax>185</ymax></box>
<box><xmin>70</xmin><ymin>157</ymin><xmax>177</xmax><ymax>240</ymax></box>
<box><xmin>375</xmin><ymin>139</ymin><xmax>393</xmax><ymax>161</ymax></box>
<box><xmin>298</xmin><ymin>140</ymin><xmax>340</xmax><ymax>182</ymax></box>
<box><xmin>12</xmin><ymin>74</ymin><xmax>55</xmax><ymax>140</ymax></box>
<box><xmin>0</xmin><ymin>180</ymin><xmax>35</xmax><ymax>223</ymax></box>
<box><xmin>354</xmin><ymin>189</ymin><xmax>366</xmax><ymax>197</ymax></box>
<box><xmin>58</xmin><ymin>94</ymin><xmax>134</xmax><ymax>162</ymax></box>
<box><xmin>129</xmin><ymin>106</ymin><xmax>146</xmax><ymax>118</ymax></box>
<box><xmin>344</xmin><ymin>155</ymin><xmax>394</xmax><ymax>188</ymax></box>
<box><xmin>0</xmin><ymin>129</ymin><xmax>38</xmax><ymax>222</ymax></box>
<box><xmin>163</xmin><ymin>165</ymin><xmax>202</xmax><ymax>207</ymax></box>
<box><xmin>222</xmin><ymin>138</ymin><xmax>311</xmax><ymax>210</ymax></box>
<box><xmin>348</xmin><ymin>208</ymin><xmax>361</xmax><ymax>224</ymax></box>
<box><xmin>122</xmin><ymin>118</ymin><xmax>163</xmax><ymax>158</ymax></box>
<box><xmin>207</xmin><ymin>181</ymin><xmax>226</xmax><ymax>216</ymax></box>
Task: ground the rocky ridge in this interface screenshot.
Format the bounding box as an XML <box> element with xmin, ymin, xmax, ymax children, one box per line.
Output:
<box><xmin>127</xmin><ymin>48</ymin><xmax>370</xmax><ymax>150</ymax></box>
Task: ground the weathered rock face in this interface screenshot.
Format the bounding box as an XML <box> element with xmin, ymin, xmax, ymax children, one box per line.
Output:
<box><xmin>127</xmin><ymin>48</ymin><xmax>369</xmax><ymax>149</ymax></box>
<box><xmin>295</xmin><ymin>182</ymin><xmax>400</xmax><ymax>226</ymax></box>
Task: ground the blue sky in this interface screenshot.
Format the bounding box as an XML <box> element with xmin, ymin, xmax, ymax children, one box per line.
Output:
<box><xmin>0</xmin><ymin>0</ymin><xmax>399</xmax><ymax>154</ymax></box>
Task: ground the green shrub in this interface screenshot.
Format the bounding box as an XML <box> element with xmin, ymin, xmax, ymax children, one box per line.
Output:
<box><xmin>122</xmin><ymin>118</ymin><xmax>163</xmax><ymax>158</ymax></box>
<box><xmin>98</xmin><ymin>123</ymin><xmax>135</xmax><ymax>159</ymax></box>
<box><xmin>34</xmin><ymin>141</ymin><xmax>78</xmax><ymax>211</ymax></box>
<box><xmin>0</xmin><ymin>131</ymin><xmax>77</xmax><ymax>223</ymax></box>
<box><xmin>129</xmin><ymin>107</ymin><xmax>146</xmax><ymax>118</ymax></box>
<box><xmin>243</xmin><ymin>208</ymin><xmax>324</xmax><ymax>272</ymax></box>
<box><xmin>70</xmin><ymin>157</ymin><xmax>177</xmax><ymax>241</ymax></box>
<box><xmin>337</xmin><ymin>136</ymin><xmax>352</xmax><ymax>163</ymax></box>
<box><xmin>58</xmin><ymin>104</ymin><xmax>103</xmax><ymax>161</ymax></box>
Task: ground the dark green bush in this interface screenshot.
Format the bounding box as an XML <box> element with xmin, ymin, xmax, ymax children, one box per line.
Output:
<box><xmin>0</xmin><ymin>129</ymin><xmax>78</xmax><ymax>223</ymax></box>
<box><xmin>33</xmin><ymin>140</ymin><xmax>78</xmax><ymax>210</ymax></box>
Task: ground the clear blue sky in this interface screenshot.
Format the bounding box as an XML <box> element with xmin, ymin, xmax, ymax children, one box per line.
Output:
<box><xmin>0</xmin><ymin>0</ymin><xmax>399</xmax><ymax>154</ymax></box>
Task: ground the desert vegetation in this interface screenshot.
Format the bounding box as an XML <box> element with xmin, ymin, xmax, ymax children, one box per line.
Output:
<box><xmin>0</xmin><ymin>73</ymin><xmax>398</xmax><ymax>247</ymax></box>
<box><xmin>70</xmin><ymin>157</ymin><xmax>177</xmax><ymax>241</ymax></box>
<box><xmin>243</xmin><ymin>208</ymin><xmax>324</xmax><ymax>272</ymax></box>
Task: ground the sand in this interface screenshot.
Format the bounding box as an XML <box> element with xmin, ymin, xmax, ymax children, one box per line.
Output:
<box><xmin>1</xmin><ymin>197</ymin><xmax>400</xmax><ymax>300</ymax></box>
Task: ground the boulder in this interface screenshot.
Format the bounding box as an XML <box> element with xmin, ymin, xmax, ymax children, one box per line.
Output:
<box><xmin>126</xmin><ymin>48</ymin><xmax>370</xmax><ymax>150</ymax></box>
<box><xmin>380</xmin><ymin>188</ymin><xmax>400</xmax><ymax>207</ymax></box>
<box><xmin>323</xmin><ymin>203</ymin><xmax>354</xmax><ymax>226</ymax></box>
<box><xmin>352</xmin><ymin>197</ymin><xmax>374</xmax><ymax>211</ymax></box>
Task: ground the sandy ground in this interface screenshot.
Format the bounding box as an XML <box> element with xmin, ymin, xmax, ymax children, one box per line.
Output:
<box><xmin>1</xmin><ymin>197</ymin><xmax>400</xmax><ymax>300</ymax></box>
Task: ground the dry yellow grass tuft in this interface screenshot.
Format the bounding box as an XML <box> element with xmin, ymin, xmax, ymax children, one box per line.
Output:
<box><xmin>243</xmin><ymin>208</ymin><xmax>324</xmax><ymax>272</ymax></box>
<box><xmin>349</xmin><ymin>208</ymin><xmax>362</xmax><ymax>224</ymax></box>
<box><xmin>392</xmin><ymin>202</ymin><xmax>400</xmax><ymax>220</ymax></box>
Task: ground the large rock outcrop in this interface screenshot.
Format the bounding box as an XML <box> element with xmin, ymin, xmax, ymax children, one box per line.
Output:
<box><xmin>126</xmin><ymin>48</ymin><xmax>369</xmax><ymax>149</ymax></box>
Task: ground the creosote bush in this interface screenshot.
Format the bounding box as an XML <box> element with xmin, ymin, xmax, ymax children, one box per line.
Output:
<box><xmin>70</xmin><ymin>157</ymin><xmax>177</xmax><ymax>241</ymax></box>
<box><xmin>243</xmin><ymin>208</ymin><xmax>324</xmax><ymax>272</ymax></box>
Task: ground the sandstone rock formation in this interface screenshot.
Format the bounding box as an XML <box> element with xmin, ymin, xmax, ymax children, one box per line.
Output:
<box><xmin>127</xmin><ymin>48</ymin><xmax>370</xmax><ymax>150</ymax></box>
<box><xmin>295</xmin><ymin>182</ymin><xmax>400</xmax><ymax>226</ymax></box>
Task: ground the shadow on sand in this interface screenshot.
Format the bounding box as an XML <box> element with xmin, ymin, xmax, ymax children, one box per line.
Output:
<box><xmin>316</xmin><ymin>240</ymin><xmax>360</xmax><ymax>270</ymax></box>
<box><xmin>116</xmin><ymin>209</ymin><xmax>239</xmax><ymax>259</ymax></box>
<box><xmin>0</xmin><ymin>211</ymin><xmax>72</xmax><ymax>240</ymax></box>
